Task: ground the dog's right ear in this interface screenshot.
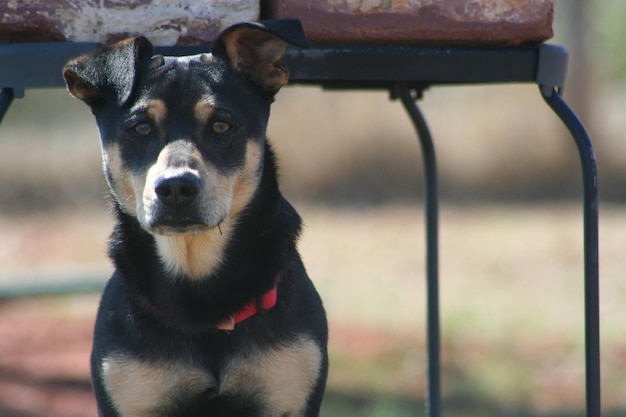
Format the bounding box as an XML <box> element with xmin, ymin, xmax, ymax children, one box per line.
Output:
<box><xmin>63</xmin><ymin>37</ymin><xmax>154</xmax><ymax>107</ymax></box>
<box><xmin>211</xmin><ymin>19</ymin><xmax>310</xmax><ymax>95</ymax></box>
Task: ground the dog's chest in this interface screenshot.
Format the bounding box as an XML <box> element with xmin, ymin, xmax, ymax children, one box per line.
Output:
<box><xmin>100</xmin><ymin>336</ymin><xmax>322</xmax><ymax>417</ymax></box>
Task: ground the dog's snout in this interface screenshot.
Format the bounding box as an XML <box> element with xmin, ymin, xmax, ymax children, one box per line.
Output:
<box><xmin>155</xmin><ymin>173</ymin><xmax>201</xmax><ymax>209</ymax></box>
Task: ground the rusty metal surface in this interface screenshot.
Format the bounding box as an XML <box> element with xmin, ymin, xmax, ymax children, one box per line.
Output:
<box><xmin>265</xmin><ymin>0</ymin><xmax>554</xmax><ymax>45</ymax></box>
<box><xmin>0</xmin><ymin>0</ymin><xmax>259</xmax><ymax>46</ymax></box>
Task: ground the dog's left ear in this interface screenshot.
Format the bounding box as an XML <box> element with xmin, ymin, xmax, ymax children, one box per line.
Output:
<box><xmin>212</xmin><ymin>19</ymin><xmax>310</xmax><ymax>95</ymax></box>
<box><xmin>63</xmin><ymin>37</ymin><xmax>154</xmax><ymax>107</ymax></box>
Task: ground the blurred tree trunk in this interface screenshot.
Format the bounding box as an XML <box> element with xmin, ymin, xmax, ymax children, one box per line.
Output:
<box><xmin>550</xmin><ymin>0</ymin><xmax>602</xmax><ymax>197</ymax></box>
<box><xmin>562</xmin><ymin>0</ymin><xmax>596</xmax><ymax>137</ymax></box>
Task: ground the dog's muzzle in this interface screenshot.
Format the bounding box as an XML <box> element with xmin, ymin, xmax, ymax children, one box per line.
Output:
<box><xmin>155</xmin><ymin>172</ymin><xmax>200</xmax><ymax>210</ymax></box>
<box><xmin>147</xmin><ymin>171</ymin><xmax>213</xmax><ymax>233</ymax></box>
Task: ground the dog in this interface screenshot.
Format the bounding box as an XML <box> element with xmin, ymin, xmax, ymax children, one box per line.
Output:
<box><xmin>63</xmin><ymin>19</ymin><xmax>328</xmax><ymax>417</ymax></box>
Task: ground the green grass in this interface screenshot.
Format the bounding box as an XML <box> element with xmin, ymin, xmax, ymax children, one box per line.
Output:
<box><xmin>322</xmin><ymin>391</ymin><xmax>420</xmax><ymax>417</ymax></box>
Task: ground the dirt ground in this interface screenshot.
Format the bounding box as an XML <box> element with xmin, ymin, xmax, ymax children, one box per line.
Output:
<box><xmin>0</xmin><ymin>295</ymin><xmax>422</xmax><ymax>417</ymax></box>
<box><xmin>0</xmin><ymin>297</ymin><xmax>97</xmax><ymax>417</ymax></box>
<box><xmin>0</xmin><ymin>203</ymin><xmax>625</xmax><ymax>416</ymax></box>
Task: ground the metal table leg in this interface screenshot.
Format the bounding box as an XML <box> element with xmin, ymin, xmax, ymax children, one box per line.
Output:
<box><xmin>0</xmin><ymin>88</ymin><xmax>14</xmax><ymax>124</ymax></box>
<box><xmin>397</xmin><ymin>84</ymin><xmax>441</xmax><ymax>417</ymax></box>
<box><xmin>396</xmin><ymin>83</ymin><xmax>600</xmax><ymax>417</ymax></box>
<box><xmin>542</xmin><ymin>87</ymin><xmax>601</xmax><ymax>417</ymax></box>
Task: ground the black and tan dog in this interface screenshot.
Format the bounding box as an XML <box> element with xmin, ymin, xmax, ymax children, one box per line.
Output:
<box><xmin>63</xmin><ymin>19</ymin><xmax>328</xmax><ymax>417</ymax></box>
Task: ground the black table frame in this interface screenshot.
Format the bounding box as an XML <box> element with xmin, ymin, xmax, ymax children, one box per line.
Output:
<box><xmin>0</xmin><ymin>42</ymin><xmax>600</xmax><ymax>417</ymax></box>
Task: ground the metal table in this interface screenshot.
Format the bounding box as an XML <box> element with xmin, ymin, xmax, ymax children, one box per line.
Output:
<box><xmin>0</xmin><ymin>42</ymin><xmax>600</xmax><ymax>417</ymax></box>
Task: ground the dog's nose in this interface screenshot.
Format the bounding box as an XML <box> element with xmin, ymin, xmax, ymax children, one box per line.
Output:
<box><xmin>155</xmin><ymin>173</ymin><xmax>200</xmax><ymax>209</ymax></box>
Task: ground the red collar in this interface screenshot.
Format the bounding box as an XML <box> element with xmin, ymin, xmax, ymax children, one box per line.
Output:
<box><xmin>139</xmin><ymin>276</ymin><xmax>280</xmax><ymax>331</ymax></box>
<box><xmin>216</xmin><ymin>281</ymin><xmax>279</xmax><ymax>331</ymax></box>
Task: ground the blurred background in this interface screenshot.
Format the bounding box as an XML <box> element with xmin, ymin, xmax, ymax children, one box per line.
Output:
<box><xmin>1</xmin><ymin>0</ymin><xmax>625</xmax><ymax>416</ymax></box>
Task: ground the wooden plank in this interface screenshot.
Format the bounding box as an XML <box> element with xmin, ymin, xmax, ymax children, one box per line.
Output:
<box><xmin>0</xmin><ymin>0</ymin><xmax>259</xmax><ymax>46</ymax></box>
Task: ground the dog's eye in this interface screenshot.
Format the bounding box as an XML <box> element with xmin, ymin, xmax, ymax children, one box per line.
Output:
<box><xmin>133</xmin><ymin>122</ymin><xmax>153</xmax><ymax>136</ymax></box>
<box><xmin>211</xmin><ymin>120</ymin><xmax>231</xmax><ymax>134</ymax></box>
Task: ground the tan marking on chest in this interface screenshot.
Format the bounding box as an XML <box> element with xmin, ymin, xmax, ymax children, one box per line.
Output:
<box><xmin>101</xmin><ymin>336</ymin><xmax>322</xmax><ymax>416</ymax></box>
<box><xmin>222</xmin><ymin>336</ymin><xmax>324</xmax><ymax>416</ymax></box>
<box><xmin>154</xmin><ymin>229</ymin><xmax>227</xmax><ymax>279</ymax></box>
<box><xmin>102</xmin><ymin>355</ymin><xmax>215</xmax><ymax>417</ymax></box>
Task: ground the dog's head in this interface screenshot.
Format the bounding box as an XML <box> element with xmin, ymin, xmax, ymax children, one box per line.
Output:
<box><xmin>64</xmin><ymin>20</ymin><xmax>307</xmax><ymax>237</ymax></box>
